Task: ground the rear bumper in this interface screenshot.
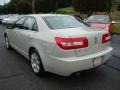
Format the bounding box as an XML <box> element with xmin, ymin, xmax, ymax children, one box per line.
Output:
<box><xmin>45</xmin><ymin>47</ymin><xmax>113</xmax><ymax>76</ymax></box>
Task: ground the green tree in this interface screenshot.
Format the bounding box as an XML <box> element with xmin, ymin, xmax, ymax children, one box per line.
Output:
<box><xmin>72</xmin><ymin>0</ymin><xmax>112</xmax><ymax>14</ymax></box>
<box><xmin>35</xmin><ymin>0</ymin><xmax>57</xmax><ymax>13</ymax></box>
<box><xmin>16</xmin><ymin>0</ymin><xmax>32</xmax><ymax>14</ymax></box>
<box><xmin>0</xmin><ymin>6</ymin><xmax>4</xmax><ymax>14</ymax></box>
<box><xmin>56</xmin><ymin>0</ymin><xmax>72</xmax><ymax>8</ymax></box>
<box><xmin>117</xmin><ymin>4</ymin><xmax>120</xmax><ymax>11</ymax></box>
<box><xmin>0</xmin><ymin>0</ymin><xmax>72</xmax><ymax>14</ymax></box>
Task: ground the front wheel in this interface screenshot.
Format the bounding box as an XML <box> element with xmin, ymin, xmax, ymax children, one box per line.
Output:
<box><xmin>30</xmin><ymin>49</ymin><xmax>45</xmax><ymax>75</ymax></box>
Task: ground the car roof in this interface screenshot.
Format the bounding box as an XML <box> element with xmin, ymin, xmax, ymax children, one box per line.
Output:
<box><xmin>24</xmin><ymin>14</ymin><xmax>70</xmax><ymax>17</ymax></box>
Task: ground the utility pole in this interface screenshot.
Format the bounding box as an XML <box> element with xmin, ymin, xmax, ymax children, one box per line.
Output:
<box><xmin>56</xmin><ymin>0</ymin><xmax>58</xmax><ymax>10</ymax></box>
<box><xmin>32</xmin><ymin>0</ymin><xmax>35</xmax><ymax>13</ymax></box>
<box><xmin>4</xmin><ymin>0</ymin><xmax>6</xmax><ymax>14</ymax></box>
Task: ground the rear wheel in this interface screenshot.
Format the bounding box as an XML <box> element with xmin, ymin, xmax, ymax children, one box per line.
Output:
<box><xmin>30</xmin><ymin>49</ymin><xmax>45</xmax><ymax>75</ymax></box>
<box><xmin>5</xmin><ymin>35</ymin><xmax>11</xmax><ymax>49</ymax></box>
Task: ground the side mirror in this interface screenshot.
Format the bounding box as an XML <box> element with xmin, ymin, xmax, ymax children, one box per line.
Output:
<box><xmin>15</xmin><ymin>23</ymin><xmax>23</xmax><ymax>29</ymax></box>
<box><xmin>7</xmin><ymin>24</ymin><xmax>15</xmax><ymax>29</ymax></box>
<box><xmin>111</xmin><ymin>21</ymin><xmax>116</xmax><ymax>24</ymax></box>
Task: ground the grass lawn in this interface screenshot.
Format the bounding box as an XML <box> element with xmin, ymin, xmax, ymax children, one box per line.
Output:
<box><xmin>113</xmin><ymin>23</ymin><xmax>120</xmax><ymax>33</ymax></box>
<box><xmin>56</xmin><ymin>7</ymin><xmax>75</xmax><ymax>14</ymax></box>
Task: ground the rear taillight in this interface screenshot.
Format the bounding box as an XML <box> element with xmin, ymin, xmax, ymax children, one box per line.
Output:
<box><xmin>55</xmin><ymin>37</ymin><xmax>88</xmax><ymax>50</ymax></box>
<box><xmin>102</xmin><ymin>33</ymin><xmax>111</xmax><ymax>43</ymax></box>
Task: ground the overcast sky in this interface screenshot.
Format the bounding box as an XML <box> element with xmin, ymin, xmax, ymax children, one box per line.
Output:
<box><xmin>0</xmin><ymin>0</ymin><xmax>10</xmax><ymax>5</ymax></box>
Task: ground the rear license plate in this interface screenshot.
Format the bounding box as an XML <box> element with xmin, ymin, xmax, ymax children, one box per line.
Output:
<box><xmin>93</xmin><ymin>57</ymin><xmax>103</xmax><ymax>67</ymax></box>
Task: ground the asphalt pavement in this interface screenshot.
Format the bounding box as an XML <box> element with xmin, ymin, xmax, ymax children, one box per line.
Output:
<box><xmin>0</xmin><ymin>25</ymin><xmax>120</xmax><ymax>90</ymax></box>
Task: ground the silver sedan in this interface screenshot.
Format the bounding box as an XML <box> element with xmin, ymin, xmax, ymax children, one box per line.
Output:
<box><xmin>4</xmin><ymin>14</ymin><xmax>113</xmax><ymax>76</ymax></box>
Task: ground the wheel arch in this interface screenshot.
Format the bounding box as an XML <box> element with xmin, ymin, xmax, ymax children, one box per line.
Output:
<box><xmin>29</xmin><ymin>46</ymin><xmax>46</xmax><ymax>72</ymax></box>
<box><xmin>28</xmin><ymin>44</ymin><xmax>48</xmax><ymax>71</ymax></box>
<box><xmin>29</xmin><ymin>46</ymin><xmax>43</xmax><ymax>60</ymax></box>
<box><xmin>29</xmin><ymin>47</ymin><xmax>36</xmax><ymax>58</ymax></box>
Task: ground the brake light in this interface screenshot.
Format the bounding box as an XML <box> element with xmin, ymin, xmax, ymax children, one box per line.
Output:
<box><xmin>55</xmin><ymin>37</ymin><xmax>88</xmax><ymax>50</ymax></box>
<box><xmin>102</xmin><ymin>33</ymin><xmax>111</xmax><ymax>43</ymax></box>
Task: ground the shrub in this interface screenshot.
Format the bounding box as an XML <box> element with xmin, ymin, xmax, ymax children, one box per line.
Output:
<box><xmin>56</xmin><ymin>7</ymin><xmax>75</xmax><ymax>14</ymax></box>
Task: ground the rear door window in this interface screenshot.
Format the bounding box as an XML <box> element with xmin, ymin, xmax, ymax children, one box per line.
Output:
<box><xmin>23</xmin><ymin>17</ymin><xmax>36</xmax><ymax>30</ymax></box>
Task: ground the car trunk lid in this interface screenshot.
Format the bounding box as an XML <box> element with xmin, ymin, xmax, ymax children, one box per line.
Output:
<box><xmin>52</xmin><ymin>27</ymin><xmax>110</xmax><ymax>57</ymax></box>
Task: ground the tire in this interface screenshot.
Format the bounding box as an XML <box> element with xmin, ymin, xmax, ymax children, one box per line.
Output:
<box><xmin>30</xmin><ymin>49</ymin><xmax>45</xmax><ymax>75</ymax></box>
<box><xmin>5</xmin><ymin>35</ymin><xmax>11</xmax><ymax>49</ymax></box>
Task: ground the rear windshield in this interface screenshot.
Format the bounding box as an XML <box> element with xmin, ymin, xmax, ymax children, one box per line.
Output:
<box><xmin>43</xmin><ymin>16</ymin><xmax>88</xmax><ymax>29</ymax></box>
